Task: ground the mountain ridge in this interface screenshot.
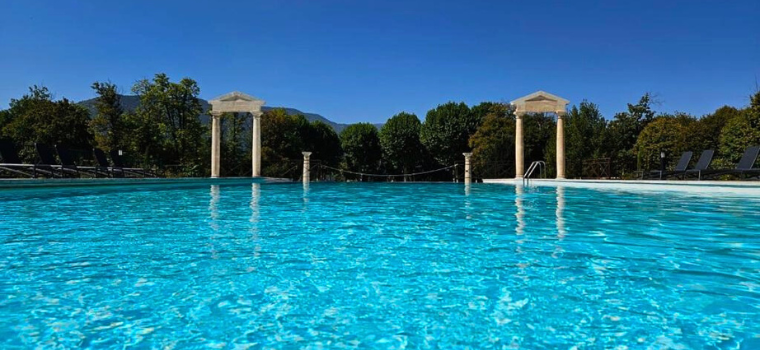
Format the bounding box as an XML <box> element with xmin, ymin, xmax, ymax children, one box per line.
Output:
<box><xmin>77</xmin><ymin>95</ymin><xmax>382</xmax><ymax>133</ymax></box>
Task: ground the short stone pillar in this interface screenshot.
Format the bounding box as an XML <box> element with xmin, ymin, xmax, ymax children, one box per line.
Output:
<box><xmin>515</xmin><ymin>113</ymin><xmax>524</xmax><ymax>179</ymax></box>
<box><xmin>556</xmin><ymin>111</ymin><xmax>566</xmax><ymax>179</ymax></box>
<box><xmin>302</xmin><ymin>152</ymin><xmax>312</xmax><ymax>184</ymax></box>
<box><xmin>463</xmin><ymin>153</ymin><xmax>473</xmax><ymax>184</ymax></box>
<box><xmin>210</xmin><ymin>113</ymin><xmax>222</xmax><ymax>178</ymax></box>
<box><xmin>252</xmin><ymin>112</ymin><xmax>262</xmax><ymax>177</ymax></box>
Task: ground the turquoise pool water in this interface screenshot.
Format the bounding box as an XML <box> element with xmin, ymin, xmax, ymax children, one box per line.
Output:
<box><xmin>1</xmin><ymin>182</ymin><xmax>759</xmax><ymax>349</ymax></box>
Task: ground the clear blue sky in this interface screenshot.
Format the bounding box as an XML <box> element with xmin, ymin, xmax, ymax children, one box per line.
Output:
<box><xmin>1</xmin><ymin>0</ymin><xmax>758</xmax><ymax>123</ymax></box>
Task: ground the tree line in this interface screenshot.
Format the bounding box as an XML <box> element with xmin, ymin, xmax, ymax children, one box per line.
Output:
<box><xmin>1</xmin><ymin>72</ymin><xmax>759</xmax><ymax>179</ymax></box>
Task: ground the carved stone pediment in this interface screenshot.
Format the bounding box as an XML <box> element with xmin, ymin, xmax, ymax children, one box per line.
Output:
<box><xmin>510</xmin><ymin>91</ymin><xmax>569</xmax><ymax>115</ymax></box>
<box><xmin>209</xmin><ymin>91</ymin><xmax>265</xmax><ymax>114</ymax></box>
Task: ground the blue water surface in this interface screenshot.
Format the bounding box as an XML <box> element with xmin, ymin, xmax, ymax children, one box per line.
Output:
<box><xmin>1</xmin><ymin>182</ymin><xmax>759</xmax><ymax>349</ymax></box>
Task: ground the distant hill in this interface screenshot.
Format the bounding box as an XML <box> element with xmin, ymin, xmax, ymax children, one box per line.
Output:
<box><xmin>77</xmin><ymin>95</ymin><xmax>382</xmax><ymax>133</ymax></box>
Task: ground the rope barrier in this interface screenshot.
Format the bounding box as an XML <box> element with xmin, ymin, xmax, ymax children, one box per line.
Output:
<box><xmin>318</xmin><ymin>164</ymin><xmax>459</xmax><ymax>178</ymax></box>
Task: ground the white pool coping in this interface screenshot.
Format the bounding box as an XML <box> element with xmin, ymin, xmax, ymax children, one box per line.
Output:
<box><xmin>482</xmin><ymin>178</ymin><xmax>760</xmax><ymax>196</ymax></box>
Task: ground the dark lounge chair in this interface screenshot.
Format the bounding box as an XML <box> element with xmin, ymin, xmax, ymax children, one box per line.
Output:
<box><xmin>0</xmin><ymin>140</ymin><xmax>54</xmax><ymax>178</ymax></box>
<box><xmin>109</xmin><ymin>150</ymin><xmax>152</xmax><ymax>177</ymax></box>
<box><xmin>681</xmin><ymin>150</ymin><xmax>715</xmax><ymax>180</ymax></box>
<box><xmin>93</xmin><ymin>148</ymin><xmax>123</xmax><ymax>178</ymax></box>
<box><xmin>701</xmin><ymin>146</ymin><xmax>760</xmax><ymax>180</ymax></box>
<box><xmin>647</xmin><ymin>151</ymin><xmax>692</xmax><ymax>179</ymax></box>
<box><xmin>35</xmin><ymin>143</ymin><xmax>78</xmax><ymax>178</ymax></box>
<box><xmin>55</xmin><ymin>145</ymin><xmax>105</xmax><ymax>178</ymax></box>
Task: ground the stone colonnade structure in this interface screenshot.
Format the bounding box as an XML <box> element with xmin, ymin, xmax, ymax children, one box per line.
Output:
<box><xmin>206</xmin><ymin>90</ymin><xmax>568</xmax><ymax>180</ymax></box>
<box><xmin>208</xmin><ymin>92</ymin><xmax>266</xmax><ymax>178</ymax></box>
<box><xmin>510</xmin><ymin>91</ymin><xmax>569</xmax><ymax>179</ymax></box>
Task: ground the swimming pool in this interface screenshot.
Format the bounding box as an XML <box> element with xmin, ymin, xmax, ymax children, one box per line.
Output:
<box><xmin>1</xmin><ymin>182</ymin><xmax>759</xmax><ymax>348</ymax></box>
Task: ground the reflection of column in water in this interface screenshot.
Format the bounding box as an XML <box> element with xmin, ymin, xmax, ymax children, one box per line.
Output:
<box><xmin>250</xmin><ymin>183</ymin><xmax>261</xmax><ymax>260</ymax></box>
<box><xmin>302</xmin><ymin>182</ymin><xmax>309</xmax><ymax>204</ymax></box>
<box><xmin>210</xmin><ymin>185</ymin><xmax>220</xmax><ymax>223</ymax></box>
<box><xmin>514</xmin><ymin>184</ymin><xmax>527</xmax><ymax>275</ymax></box>
<box><xmin>250</xmin><ymin>183</ymin><xmax>260</xmax><ymax>225</ymax></box>
<box><xmin>464</xmin><ymin>183</ymin><xmax>472</xmax><ymax>219</ymax></box>
<box><xmin>556</xmin><ymin>186</ymin><xmax>566</xmax><ymax>239</ymax></box>
<box><xmin>515</xmin><ymin>184</ymin><xmax>525</xmax><ymax>236</ymax></box>
<box><xmin>209</xmin><ymin>185</ymin><xmax>220</xmax><ymax>259</ymax></box>
<box><xmin>553</xmin><ymin>186</ymin><xmax>566</xmax><ymax>259</ymax></box>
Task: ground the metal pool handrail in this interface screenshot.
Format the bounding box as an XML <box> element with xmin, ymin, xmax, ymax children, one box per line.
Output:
<box><xmin>523</xmin><ymin>161</ymin><xmax>546</xmax><ymax>184</ymax></box>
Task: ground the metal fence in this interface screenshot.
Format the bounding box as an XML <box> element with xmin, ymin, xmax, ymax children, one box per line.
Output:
<box><xmin>581</xmin><ymin>158</ymin><xmax>612</xmax><ymax>179</ymax></box>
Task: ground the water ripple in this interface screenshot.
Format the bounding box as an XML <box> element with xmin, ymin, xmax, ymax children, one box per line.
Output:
<box><xmin>1</xmin><ymin>182</ymin><xmax>759</xmax><ymax>348</ymax></box>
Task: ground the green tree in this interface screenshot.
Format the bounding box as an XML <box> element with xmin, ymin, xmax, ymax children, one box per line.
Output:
<box><xmin>340</xmin><ymin>123</ymin><xmax>381</xmax><ymax>176</ymax></box>
<box><xmin>130</xmin><ymin>73</ymin><xmax>205</xmax><ymax>173</ymax></box>
<box><xmin>260</xmin><ymin>108</ymin><xmax>310</xmax><ymax>177</ymax></box>
<box><xmin>634</xmin><ymin>114</ymin><xmax>694</xmax><ymax>171</ymax></box>
<box><xmin>220</xmin><ymin>112</ymin><xmax>249</xmax><ymax>176</ymax></box>
<box><xmin>468</xmin><ymin>111</ymin><xmax>515</xmax><ymax>178</ymax></box>
<box><xmin>420</xmin><ymin>102</ymin><xmax>479</xmax><ymax>166</ymax></box>
<box><xmin>607</xmin><ymin>93</ymin><xmax>657</xmax><ymax>177</ymax></box>
<box><xmin>523</xmin><ymin>113</ymin><xmax>556</xmax><ymax>168</ymax></box>
<box><xmin>471</xmin><ymin>102</ymin><xmax>507</xmax><ymax>121</ymax></box>
<box><xmin>686</xmin><ymin>106</ymin><xmax>740</xmax><ymax>152</ymax></box>
<box><xmin>565</xmin><ymin>101</ymin><xmax>607</xmax><ymax>178</ymax></box>
<box><xmin>307</xmin><ymin>120</ymin><xmax>342</xmax><ymax>167</ymax></box>
<box><xmin>379</xmin><ymin>112</ymin><xmax>424</xmax><ymax>174</ymax></box>
<box><xmin>89</xmin><ymin>81</ymin><xmax>126</xmax><ymax>152</ymax></box>
<box><xmin>0</xmin><ymin>86</ymin><xmax>93</xmax><ymax>161</ymax></box>
<box><xmin>719</xmin><ymin>91</ymin><xmax>760</xmax><ymax>163</ymax></box>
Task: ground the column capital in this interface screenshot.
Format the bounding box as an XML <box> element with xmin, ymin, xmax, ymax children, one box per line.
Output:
<box><xmin>556</xmin><ymin>111</ymin><xmax>566</xmax><ymax>118</ymax></box>
<box><xmin>302</xmin><ymin>151</ymin><xmax>312</xmax><ymax>159</ymax></box>
<box><xmin>462</xmin><ymin>152</ymin><xmax>472</xmax><ymax>159</ymax></box>
<box><xmin>210</xmin><ymin>111</ymin><xmax>223</xmax><ymax>118</ymax></box>
<box><xmin>252</xmin><ymin>111</ymin><xmax>263</xmax><ymax>119</ymax></box>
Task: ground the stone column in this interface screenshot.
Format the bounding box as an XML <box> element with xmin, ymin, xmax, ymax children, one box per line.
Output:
<box><xmin>515</xmin><ymin>111</ymin><xmax>524</xmax><ymax>179</ymax></box>
<box><xmin>211</xmin><ymin>113</ymin><xmax>221</xmax><ymax>178</ymax></box>
<box><xmin>252</xmin><ymin>112</ymin><xmax>262</xmax><ymax>177</ymax></box>
<box><xmin>556</xmin><ymin>111</ymin><xmax>566</xmax><ymax>179</ymax></box>
<box><xmin>463</xmin><ymin>152</ymin><xmax>472</xmax><ymax>184</ymax></box>
<box><xmin>302</xmin><ymin>152</ymin><xmax>312</xmax><ymax>184</ymax></box>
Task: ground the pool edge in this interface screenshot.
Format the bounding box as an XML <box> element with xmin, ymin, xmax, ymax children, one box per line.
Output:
<box><xmin>0</xmin><ymin>177</ymin><xmax>291</xmax><ymax>190</ymax></box>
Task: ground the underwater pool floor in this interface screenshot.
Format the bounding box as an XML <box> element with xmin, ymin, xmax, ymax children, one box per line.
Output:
<box><xmin>1</xmin><ymin>182</ymin><xmax>759</xmax><ymax>348</ymax></box>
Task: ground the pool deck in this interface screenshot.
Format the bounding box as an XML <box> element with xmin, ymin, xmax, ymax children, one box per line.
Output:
<box><xmin>483</xmin><ymin>178</ymin><xmax>760</xmax><ymax>195</ymax></box>
<box><xmin>0</xmin><ymin>177</ymin><xmax>291</xmax><ymax>190</ymax></box>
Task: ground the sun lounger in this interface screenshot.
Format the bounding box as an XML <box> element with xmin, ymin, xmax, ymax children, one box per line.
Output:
<box><xmin>647</xmin><ymin>151</ymin><xmax>692</xmax><ymax>179</ymax></box>
<box><xmin>681</xmin><ymin>150</ymin><xmax>715</xmax><ymax>180</ymax></box>
<box><xmin>35</xmin><ymin>143</ymin><xmax>79</xmax><ymax>178</ymax></box>
<box><xmin>701</xmin><ymin>146</ymin><xmax>760</xmax><ymax>180</ymax></box>
<box><xmin>109</xmin><ymin>150</ymin><xmax>153</xmax><ymax>177</ymax></box>
<box><xmin>55</xmin><ymin>145</ymin><xmax>106</xmax><ymax>178</ymax></box>
<box><xmin>0</xmin><ymin>140</ymin><xmax>55</xmax><ymax>178</ymax></box>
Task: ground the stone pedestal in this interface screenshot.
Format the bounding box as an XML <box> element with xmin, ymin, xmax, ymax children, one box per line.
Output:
<box><xmin>302</xmin><ymin>152</ymin><xmax>312</xmax><ymax>184</ymax></box>
<box><xmin>463</xmin><ymin>152</ymin><xmax>472</xmax><ymax>184</ymax></box>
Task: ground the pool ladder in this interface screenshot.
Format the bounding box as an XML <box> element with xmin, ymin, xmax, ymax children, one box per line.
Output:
<box><xmin>523</xmin><ymin>161</ymin><xmax>546</xmax><ymax>185</ymax></box>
